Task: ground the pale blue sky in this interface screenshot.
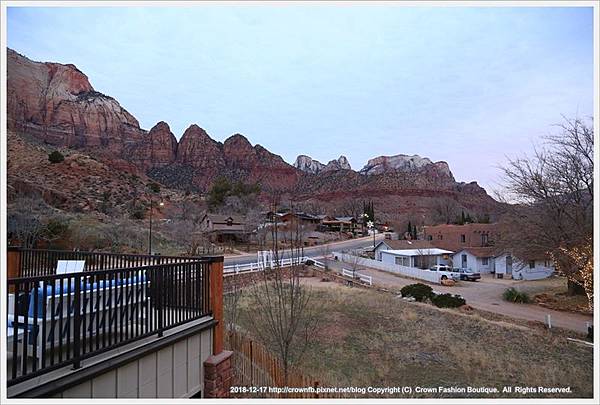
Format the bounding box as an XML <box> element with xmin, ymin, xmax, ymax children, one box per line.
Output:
<box><xmin>7</xmin><ymin>6</ymin><xmax>594</xmax><ymax>193</ymax></box>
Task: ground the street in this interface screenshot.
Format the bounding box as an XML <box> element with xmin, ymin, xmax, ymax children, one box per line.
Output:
<box><xmin>223</xmin><ymin>234</ymin><xmax>384</xmax><ymax>266</ymax></box>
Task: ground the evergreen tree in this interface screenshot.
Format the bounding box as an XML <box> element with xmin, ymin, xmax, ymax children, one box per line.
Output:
<box><xmin>407</xmin><ymin>221</ymin><xmax>412</xmax><ymax>238</ymax></box>
<box><xmin>412</xmin><ymin>224</ymin><xmax>417</xmax><ymax>239</ymax></box>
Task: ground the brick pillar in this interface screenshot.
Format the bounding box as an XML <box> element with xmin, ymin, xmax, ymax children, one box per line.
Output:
<box><xmin>204</xmin><ymin>350</ymin><xmax>233</xmax><ymax>398</ymax></box>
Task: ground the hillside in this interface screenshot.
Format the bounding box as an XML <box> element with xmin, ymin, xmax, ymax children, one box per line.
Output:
<box><xmin>7</xmin><ymin>48</ymin><xmax>505</xmax><ymax>221</ymax></box>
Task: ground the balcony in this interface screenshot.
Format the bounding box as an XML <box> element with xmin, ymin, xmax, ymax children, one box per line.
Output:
<box><xmin>5</xmin><ymin>248</ymin><xmax>227</xmax><ymax>398</ymax></box>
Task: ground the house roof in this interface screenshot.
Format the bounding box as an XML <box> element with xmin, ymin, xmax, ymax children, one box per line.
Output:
<box><xmin>376</xmin><ymin>240</ymin><xmax>434</xmax><ymax>250</ymax></box>
<box><xmin>203</xmin><ymin>214</ymin><xmax>246</xmax><ymax>224</ymax></box>
<box><xmin>382</xmin><ymin>248</ymin><xmax>454</xmax><ymax>257</ymax></box>
<box><xmin>453</xmin><ymin>247</ymin><xmax>495</xmax><ymax>258</ymax></box>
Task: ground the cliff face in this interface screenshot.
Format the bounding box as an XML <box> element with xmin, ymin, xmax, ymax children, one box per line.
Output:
<box><xmin>7</xmin><ymin>48</ymin><xmax>502</xmax><ymax>218</ymax></box>
<box><xmin>7</xmin><ymin>49</ymin><xmax>144</xmax><ymax>152</ymax></box>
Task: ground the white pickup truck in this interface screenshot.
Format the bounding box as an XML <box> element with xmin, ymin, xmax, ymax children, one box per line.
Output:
<box><xmin>428</xmin><ymin>265</ymin><xmax>461</xmax><ymax>281</ymax></box>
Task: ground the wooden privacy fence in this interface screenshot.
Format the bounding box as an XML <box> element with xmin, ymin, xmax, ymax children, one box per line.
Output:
<box><xmin>225</xmin><ymin>330</ymin><xmax>334</xmax><ymax>398</ymax></box>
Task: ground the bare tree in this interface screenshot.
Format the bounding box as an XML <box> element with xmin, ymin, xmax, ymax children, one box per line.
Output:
<box><xmin>244</xmin><ymin>200</ymin><xmax>320</xmax><ymax>385</ymax></box>
<box><xmin>346</xmin><ymin>249</ymin><xmax>364</xmax><ymax>280</ymax></box>
<box><xmin>432</xmin><ymin>197</ymin><xmax>460</xmax><ymax>225</ymax></box>
<box><xmin>319</xmin><ymin>242</ymin><xmax>332</xmax><ymax>271</ymax></box>
<box><xmin>498</xmin><ymin>116</ymin><xmax>593</xmax><ymax>308</ymax></box>
<box><xmin>7</xmin><ymin>195</ymin><xmax>54</xmax><ymax>248</ymax></box>
<box><xmin>224</xmin><ymin>273</ymin><xmax>244</xmax><ymax>333</ymax></box>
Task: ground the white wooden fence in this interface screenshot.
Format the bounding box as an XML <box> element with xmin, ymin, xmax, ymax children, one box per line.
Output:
<box><xmin>224</xmin><ymin>256</ymin><xmax>324</xmax><ymax>275</ymax></box>
<box><xmin>332</xmin><ymin>252</ymin><xmax>441</xmax><ymax>284</ymax></box>
<box><xmin>341</xmin><ymin>268</ymin><xmax>373</xmax><ymax>286</ymax></box>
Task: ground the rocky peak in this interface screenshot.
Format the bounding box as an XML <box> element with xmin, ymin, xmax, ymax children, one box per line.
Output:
<box><xmin>223</xmin><ymin>133</ymin><xmax>254</xmax><ymax>154</ymax></box>
<box><xmin>361</xmin><ymin>154</ymin><xmax>439</xmax><ymax>175</ymax></box>
<box><xmin>323</xmin><ymin>155</ymin><xmax>352</xmax><ymax>172</ymax></box>
<box><xmin>295</xmin><ymin>154</ymin><xmax>351</xmax><ymax>174</ymax></box>
<box><xmin>148</xmin><ymin>121</ymin><xmax>177</xmax><ymax>160</ymax></box>
<box><xmin>177</xmin><ymin>124</ymin><xmax>223</xmax><ymax>168</ymax></box>
<box><xmin>294</xmin><ymin>155</ymin><xmax>325</xmax><ymax>174</ymax></box>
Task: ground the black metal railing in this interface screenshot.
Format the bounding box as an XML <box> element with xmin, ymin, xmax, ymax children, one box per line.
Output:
<box><xmin>15</xmin><ymin>248</ymin><xmax>201</xmax><ymax>277</ymax></box>
<box><xmin>7</xmin><ymin>259</ymin><xmax>212</xmax><ymax>386</ymax></box>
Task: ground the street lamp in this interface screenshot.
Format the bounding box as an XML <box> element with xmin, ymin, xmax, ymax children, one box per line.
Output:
<box><xmin>148</xmin><ymin>198</ymin><xmax>164</xmax><ymax>255</ymax></box>
<box><xmin>367</xmin><ymin>220</ymin><xmax>375</xmax><ymax>248</ymax></box>
<box><xmin>362</xmin><ymin>213</ymin><xmax>369</xmax><ymax>236</ymax></box>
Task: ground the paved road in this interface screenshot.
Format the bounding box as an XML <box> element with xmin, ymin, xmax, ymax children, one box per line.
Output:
<box><xmin>223</xmin><ymin>234</ymin><xmax>384</xmax><ymax>266</ymax></box>
<box><xmin>326</xmin><ymin>258</ymin><xmax>593</xmax><ymax>334</ymax></box>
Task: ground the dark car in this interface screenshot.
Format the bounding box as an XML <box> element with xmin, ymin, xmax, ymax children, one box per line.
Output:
<box><xmin>456</xmin><ymin>267</ymin><xmax>481</xmax><ymax>281</ymax></box>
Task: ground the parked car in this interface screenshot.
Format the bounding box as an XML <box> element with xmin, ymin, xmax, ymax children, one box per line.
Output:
<box><xmin>428</xmin><ymin>265</ymin><xmax>460</xmax><ymax>281</ymax></box>
<box><xmin>455</xmin><ymin>267</ymin><xmax>481</xmax><ymax>281</ymax></box>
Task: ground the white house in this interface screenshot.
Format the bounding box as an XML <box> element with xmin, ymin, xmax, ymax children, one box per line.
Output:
<box><xmin>494</xmin><ymin>253</ymin><xmax>554</xmax><ymax>280</ymax></box>
<box><xmin>452</xmin><ymin>247</ymin><xmax>496</xmax><ymax>273</ymax></box>
<box><xmin>374</xmin><ymin>240</ymin><xmax>436</xmax><ymax>261</ymax></box>
<box><xmin>453</xmin><ymin>248</ymin><xmax>555</xmax><ymax>280</ymax></box>
<box><xmin>380</xmin><ymin>248</ymin><xmax>454</xmax><ymax>269</ymax></box>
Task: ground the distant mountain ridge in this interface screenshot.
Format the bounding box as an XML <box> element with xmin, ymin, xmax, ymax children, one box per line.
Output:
<box><xmin>7</xmin><ymin>48</ymin><xmax>503</xmax><ymax>219</ymax></box>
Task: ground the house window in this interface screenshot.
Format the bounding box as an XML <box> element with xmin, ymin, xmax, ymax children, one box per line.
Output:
<box><xmin>544</xmin><ymin>260</ymin><xmax>551</xmax><ymax>267</ymax></box>
<box><xmin>438</xmin><ymin>235</ymin><xmax>443</xmax><ymax>240</ymax></box>
<box><xmin>481</xmin><ymin>234</ymin><xmax>488</xmax><ymax>246</ymax></box>
<box><xmin>395</xmin><ymin>256</ymin><xmax>410</xmax><ymax>266</ymax></box>
<box><xmin>460</xmin><ymin>234</ymin><xmax>466</xmax><ymax>243</ymax></box>
<box><xmin>529</xmin><ymin>260</ymin><xmax>535</xmax><ymax>269</ymax></box>
<box><xmin>482</xmin><ymin>257</ymin><xmax>489</xmax><ymax>266</ymax></box>
<box><xmin>427</xmin><ymin>235</ymin><xmax>433</xmax><ymax>241</ymax></box>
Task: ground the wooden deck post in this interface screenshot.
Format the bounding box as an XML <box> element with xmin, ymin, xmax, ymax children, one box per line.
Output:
<box><xmin>209</xmin><ymin>256</ymin><xmax>225</xmax><ymax>354</ymax></box>
<box><xmin>7</xmin><ymin>247</ymin><xmax>22</xmax><ymax>292</ymax></box>
<box><xmin>204</xmin><ymin>255</ymin><xmax>233</xmax><ymax>398</ymax></box>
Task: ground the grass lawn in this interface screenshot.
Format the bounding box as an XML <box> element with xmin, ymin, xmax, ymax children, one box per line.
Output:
<box><xmin>232</xmin><ymin>278</ymin><xmax>593</xmax><ymax>398</ymax></box>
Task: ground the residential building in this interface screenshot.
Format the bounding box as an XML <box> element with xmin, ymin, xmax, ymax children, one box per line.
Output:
<box><xmin>200</xmin><ymin>214</ymin><xmax>249</xmax><ymax>242</ymax></box>
<box><xmin>380</xmin><ymin>248</ymin><xmax>454</xmax><ymax>269</ymax></box>
<box><xmin>422</xmin><ymin>223</ymin><xmax>497</xmax><ymax>251</ymax></box>
<box><xmin>452</xmin><ymin>247</ymin><xmax>496</xmax><ymax>273</ymax></box>
<box><xmin>319</xmin><ymin>216</ymin><xmax>357</xmax><ymax>233</ymax></box>
<box><xmin>374</xmin><ymin>239</ymin><xmax>436</xmax><ymax>261</ymax></box>
<box><xmin>494</xmin><ymin>253</ymin><xmax>555</xmax><ymax>280</ymax></box>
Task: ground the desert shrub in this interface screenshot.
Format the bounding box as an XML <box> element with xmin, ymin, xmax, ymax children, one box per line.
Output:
<box><xmin>502</xmin><ymin>287</ymin><xmax>531</xmax><ymax>304</ymax></box>
<box><xmin>130</xmin><ymin>205</ymin><xmax>146</xmax><ymax>220</ymax></box>
<box><xmin>48</xmin><ymin>151</ymin><xmax>64</xmax><ymax>163</ymax></box>
<box><xmin>147</xmin><ymin>182</ymin><xmax>161</xmax><ymax>193</ymax></box>
<box><xmin>400</xmin><ymin>283</ymin><xmax>433</xmax><ymax>302</ymax></box>
<box><xmin>431</xmin><ymin>293</ymin><xmax>466</xmax><ymax>308</ymax></box>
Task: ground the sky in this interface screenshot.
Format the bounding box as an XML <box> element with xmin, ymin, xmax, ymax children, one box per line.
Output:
<box><xmin>6</xmin><ymin>5</ymin><xmax>595</xmax><ymax>194</ymax></box>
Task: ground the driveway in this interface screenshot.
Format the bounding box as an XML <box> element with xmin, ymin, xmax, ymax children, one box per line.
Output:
<box><xmin>324</xmin><ymin>259</ymin><xmax>593</xmax><ymax>334</ymax></box>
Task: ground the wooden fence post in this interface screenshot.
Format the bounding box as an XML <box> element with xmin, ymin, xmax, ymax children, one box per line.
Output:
<box><xmin>209</xmin><ymin>256</ymin><xmax>224</xmax><ymax>354</ymax></box>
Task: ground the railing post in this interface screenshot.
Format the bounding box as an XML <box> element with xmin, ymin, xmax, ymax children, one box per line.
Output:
<box><xmin>72</xmin><ymin>274</ymin><xmax>82</xmax><ymax>369</ymax></box>
<box><xmin>209</xmin><ymin>256</ymin><xmax>224</xmax><ymax>354</ymax></box>
<box><xmin>157</xmin><ymin>266</ymin><xmax>164</xmax><ymax>337</ymax></box>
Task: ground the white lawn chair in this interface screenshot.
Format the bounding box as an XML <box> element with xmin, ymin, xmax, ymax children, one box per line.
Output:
<box><xmin>56</xmin><ymin>260</ymin><xmax>86</xmax><ymax>274</ymax></box>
